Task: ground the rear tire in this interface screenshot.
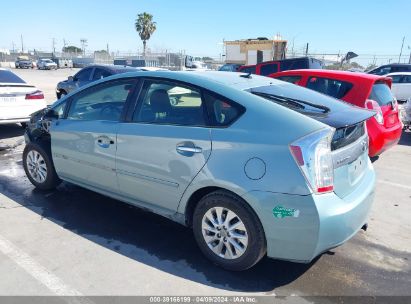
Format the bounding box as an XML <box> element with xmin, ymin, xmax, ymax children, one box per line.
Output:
<box><xmin>192</xmin><ymin>190</ymin><xmax>266</xmax><ymax>271</ymax></box>
<box><xmin>23</xmin><ymin>142</ymin><xmax>61</xmax><ymax>190</ymax></box>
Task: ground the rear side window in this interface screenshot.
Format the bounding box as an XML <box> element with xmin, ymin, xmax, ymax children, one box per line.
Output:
<box><xmin>240</xmin><ymin>66</ymin><xmax>256</xmax><ymax>74</ymax></box>
<box><xmin>204</xmin><ymin>92</ymin><xmax>245</xmax><ymax>127</ymax></box>
<box><xmin>306</xmin><ymin>77</ymin><xmax>353</xmax><ymax>99</ymax></box>
<box><xmin>389</xmin><ymin>75</ymin><xmax>403</xmax><ymax>83</ymax></box>
<box><xmin>369</xmin><ymin>82</ymin><xmax>395</xmax><ymax>106</ymax></box>
<box><xmin>275</xmin><ymin>75</ymin><xmax>302</xmax><ymax>84</ymax></box>
<box><xmin>260</xmin><ymin>63</ymin><xmax>278</xmax><ymax>76</ymax></box>
<box><xmin>133</xmin><ymin>80</ymin><xmax>206</xmax><ymax>126</ymax></box>
<box><xmin>369</xmin><ymin>66</ymin><xmax>391</xmax><ymax>75</ymax></box>
<box><xmin>0</xmin><ymin>70</ymin><xmax>26</xmax><ymax>84</ymax></box>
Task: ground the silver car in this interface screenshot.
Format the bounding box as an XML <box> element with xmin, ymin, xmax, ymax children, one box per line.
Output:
<box><xmin>23</xmin><ymin>71</ymin><xmax>375</xmax><ymax>270</ymax></box>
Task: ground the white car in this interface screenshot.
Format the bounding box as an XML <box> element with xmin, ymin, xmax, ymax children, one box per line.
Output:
<box><xmin>387</xmin><ymin>72</ymin><xmax>411</xmax><ymax>128</ymax></box>
<box><xmin>0</xmin><ymin>68</ymin><xmax>47</xmax><ymax>126</ymax></box>
<box><xmin>37</xmin><ymin>59</ymin><xmax>58</xmax><ymax>70</ymax></box>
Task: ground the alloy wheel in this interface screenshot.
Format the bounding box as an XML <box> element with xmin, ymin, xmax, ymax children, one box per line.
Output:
<box><xmin>201</xmin><ymin>207</ymin><xmax>248</xmax><ymax>259</ymax></box>
<box><xmin>26</xmin><ymin>150</ymin><xmax>47</xmax><ymax>183</ymax></box>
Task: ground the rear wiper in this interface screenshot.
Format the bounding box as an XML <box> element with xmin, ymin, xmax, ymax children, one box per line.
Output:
<box><xmin>253</xmin><ymin>92</ymin><xmax>330</xmax><ymax>113</ymax></box>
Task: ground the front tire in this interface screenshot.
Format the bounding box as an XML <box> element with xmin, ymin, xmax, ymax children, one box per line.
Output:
<box><xmin>23</xmin><ymin>142</ymin><xmax>61</xmax><ymax>190</ymax></box>
<box><xmin>193</xmin><ymin>190</ymin><xmax>266</xmax><ymax>271</ymax></box>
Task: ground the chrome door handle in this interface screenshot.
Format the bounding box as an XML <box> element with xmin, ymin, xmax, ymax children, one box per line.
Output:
<box><xmin>176</xmin><ymin>146</ymin><xmax>202</xmax><ymax>153</ymax></box>
<box><xmin>176</xmin><ymin>142</ymin><xmax>202</xmax><ymax>156</ymax></box>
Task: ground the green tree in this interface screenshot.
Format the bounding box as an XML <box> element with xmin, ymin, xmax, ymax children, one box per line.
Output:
<box><xmin>135</xmin><ymin>12</ymin><xmax>157</xmax><ymax>58</ymax></box>
<box><xmin>62</xmin><ymin>45</ymin><xmax>82</xmax><ymax>53</ymax></box>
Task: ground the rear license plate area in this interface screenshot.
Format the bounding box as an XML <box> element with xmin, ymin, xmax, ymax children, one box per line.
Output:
<box><xmin>348</xmin><ymin>155</ymin><xmax>366</xmax><ymax>184</ymax></box>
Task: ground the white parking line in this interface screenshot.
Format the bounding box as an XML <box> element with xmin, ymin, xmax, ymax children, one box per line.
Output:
<box><xmin>0</xmin><ymin>234</ymin><xmax>82</xmax><ymax>296</ymax></box>
<box><xmin>378</xmin><ymin>180</ymin><xmax>411</xmax><ymax>190</ymax></box>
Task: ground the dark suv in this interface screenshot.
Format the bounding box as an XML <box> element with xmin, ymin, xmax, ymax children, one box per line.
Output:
<box><xmin>238</xmin><ymin>57</ymin><xmax>323</xmax><ymax>76</ymax></box>
<box><xmin>367</xmin><ymin>63</ymin><xmax>411</xmax><ymax>76</ymax></box>
<box><xmin>56</xmin><ymin>65</ymin><xmax>136</xmax><ymax>99</ymax></box>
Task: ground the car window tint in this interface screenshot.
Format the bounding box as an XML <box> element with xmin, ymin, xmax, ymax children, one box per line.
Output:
<box><xmin>133</xmin><ymin>80</ymin><xmax>205</xmax><ymax>126</ymax></box>
<box><xmin>389</xmin><ymin>75</ymin><xmax>403</xmax><ymax>83</ymax></box>
<box><xmin>240</xmin><ymin>66</ymin><xmax>256</xmax><ymax>74</ymax></box>
<box><xmin>369</xmin><ymin>82</ymin><xmax>395</xmax><ymax>106</ymax></box>
<box><xmin>67</xmin><ymin>79</ymin><xmax>135</xmax><ymax>121</ymax></box>
<box><xmin>370</xmin><ymin>66</ymin><xmax>391</xmax><ymax>75</ymax></box>
<box><xmin>75</xmin><ymin>68</ymin><xmax>92</xmax><ymax>81</ymax></box>
<box><xmin>306</xmin><ymin>77</ymin><xmax>353</xmax><ymax>99</ymax></box>
<box><xmin>92</xmin><ymin>68</ymin><xmax>111</xmax><ymax>80</ymax></box>
<box><xmin>403</xmin><ymin>75</ymin><xmax>411</xmax><ymax>83</ymax></box>
<box><xmin>275</xmin><ymin>75</ymin><xmax>302</xmax><ymax>84</ymax></box>
<box><xmin>260</xmin><ymin>63</ymin><xmax>278</xmax><ymax>76</ymax></box>
<box><xmin>0</xmin><ymin>70</ymin><xmax>26</xmax><ymax>83</ymax></box>
<box><xmin>204</xmin><ymin>92</ymin><xmax>245</xmax><ymax>127</ymax></box>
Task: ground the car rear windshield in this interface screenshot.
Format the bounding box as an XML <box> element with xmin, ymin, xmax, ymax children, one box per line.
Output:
<box><xmin>306</xmin><ymin>77</ymin><xmax>353</xmax><ymax>99</ymax></box>
<box><xmin>0</xmin><ymin>70</ymin><xmax>26</xmax><ymax>84</ymax></box>
<box><xmin>369</xmin><ymin>82</ymin><xmax>395</xmax><ymax>106</ymax></box>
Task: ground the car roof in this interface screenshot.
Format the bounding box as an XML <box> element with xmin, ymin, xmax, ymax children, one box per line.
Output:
<box><xmin>83</xmin><ymin>64</ymin><xmax>138</xmax><ymax>73</ymax></box>
<box><xmin>386</xmin><ymin>72</ymin><xmax>411</xmax><ymax>76</ymax></box>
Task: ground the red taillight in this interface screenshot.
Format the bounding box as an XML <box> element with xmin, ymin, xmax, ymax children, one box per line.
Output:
<box><xmin>25</xmin><ymin>90</ymin><xmax>44</xmax><ymax>100</ymax></box>
<box><xmin>365</xmin><ymin>99</ymin><xmax>384</xmax><ymax>125</ymax></box>
<box><xmin>317</xmin><ymin>185</ymin><xmax>334</xmax><ymax>193</ymax></box>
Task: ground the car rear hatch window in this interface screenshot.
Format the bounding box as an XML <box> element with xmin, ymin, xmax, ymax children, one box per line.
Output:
<box><xmin>369</xmin><ymin>81</ymin><xmax>399</xmax><ymax>128</ymax></box>
<box><xmin>306</xmin><ymin>77</ymin><xmax>353</xmax><ymax>99</ymax></box>
<box><xmin>0</xmin><ymin>70</ymin><xmax>26</xmax><ymax>84</ymax></box>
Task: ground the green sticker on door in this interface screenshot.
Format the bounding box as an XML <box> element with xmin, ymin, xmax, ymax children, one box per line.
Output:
<box><xmin>273</xmin><ymin>205</ymin><xmax>300</xmax><ymax>219</ymax></box>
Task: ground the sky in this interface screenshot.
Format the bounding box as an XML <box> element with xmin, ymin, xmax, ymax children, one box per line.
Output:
<box><xmin>1</xmin><ymin>0</ymin><xmax>411</xmax><ymax>66</ymax></box>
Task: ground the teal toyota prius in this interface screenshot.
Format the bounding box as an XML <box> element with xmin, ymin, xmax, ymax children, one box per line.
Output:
<box><xmin>23</xmin><ymin>71</ymin><xmax>375</xmax><ymax>271</ymax></box>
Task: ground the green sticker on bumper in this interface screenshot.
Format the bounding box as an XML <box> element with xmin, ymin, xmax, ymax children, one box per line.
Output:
<box><xmin>273</xmin><ymin>205</ymin><xmax>300</xmax><ymax>219</ymax></box>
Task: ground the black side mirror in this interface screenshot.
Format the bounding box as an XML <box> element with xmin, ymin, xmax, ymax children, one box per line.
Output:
<box><xmin>44</xmin><ymin>109</ymin><xmax>59</xmax><ymax>120</ymax></box>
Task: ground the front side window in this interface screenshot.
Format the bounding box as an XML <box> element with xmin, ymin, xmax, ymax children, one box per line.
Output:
<box><xmin>260</xmin><ymin>63</ymin><xmax>278</xmax><ymax>76</ymax></box>
<box><xmin>92</xmin><ymin>68</ymin><xmax>111</xmax><ymax>80</ymax></box>
<box><xmin>306</xmin><ymin>77</ymin><xmax>353</xmax><ymax>99</ymax></box>
<box><xmin>52</xmin><ymin>101</ymin><xmax>67</xmax><ymax>118</ymax></box>
<box><xmin>67</xmin><ymin>79</ymin><xmax>135</xmax><ymax>121</ymax></box>
<box><xmin>133</xmin><ymin>80</ymin><xmax>206</xmax><ymax>126</ymax></box>
<box><xmin>275</xmin><ymin>75</ymin><xmax>302</xmax><ymax>84</ymax></box>
<box><xmin>75</xmin><ymin>68</ymin><xmax>92</xmax><ymax>81</ymax></box>
<box><xmin>369</xmin><ymin>66</ymin><xmax>391</xmax><ymax>75</ymax></box>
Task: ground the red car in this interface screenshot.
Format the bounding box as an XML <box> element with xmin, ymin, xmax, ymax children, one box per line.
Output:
<box><xmin>269</xmin><ymin>69</ymin><xmax>402</xmax><ymax>157</ymax></box>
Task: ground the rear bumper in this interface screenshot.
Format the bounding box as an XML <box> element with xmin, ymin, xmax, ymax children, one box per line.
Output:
<box><xmin>242</xmin><ymin>162</ymin><xmax>375</xmax><ymax>263</ymax></box>
<box><xmin>367</xmin><ymin>119</ymin><xmax>402</xmax><ymax>157</ymax></box>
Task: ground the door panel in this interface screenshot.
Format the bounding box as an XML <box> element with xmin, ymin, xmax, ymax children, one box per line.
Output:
<box><xmin>51</xmin><ymin>120</ymin><xmax>119</xmax><ymax>192</ymax></box>
<box><xmin>116</xmin><ymin>124</ymin><xmax>211</xmax><ymax>212</ymax></box>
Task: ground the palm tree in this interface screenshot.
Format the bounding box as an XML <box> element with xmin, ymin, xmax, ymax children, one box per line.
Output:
<box><xmin>135</xmin><ymin>12</ymin><xmax>157</xmax><ymax>59</ymax></box>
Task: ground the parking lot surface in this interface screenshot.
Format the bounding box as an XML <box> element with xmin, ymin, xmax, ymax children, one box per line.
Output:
<box><xmin>0</xmin><ymin>69</ymin><xmax>410</xmax><ymax>298</ymax></box>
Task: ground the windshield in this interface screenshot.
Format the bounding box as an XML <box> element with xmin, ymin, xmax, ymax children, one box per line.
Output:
<box><xmin>248</xmin><ymin>82</ymin><xmax>354</xmax><ymax>114</ymax></box>
<box><xmin>43</xmin><ymin>59</ymin><xmax>53</xmax><ymax>63</ymax></box>
<box><xmin>369</xmin><ymin>82</ymin><xmax>395</xmax><ymax>106</ymax></box>
<box><xmin>0</xmin><ymin>70</ymin><xmax>26</xmax><ymax>84</ymax></box>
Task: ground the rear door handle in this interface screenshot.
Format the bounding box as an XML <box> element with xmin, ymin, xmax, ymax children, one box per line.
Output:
<box><xmin>176</xmin><ymin>142</ymin><xmax>202</xmax><ymax>156</ymax></box>
<box><xmin>96</xmin><ymin>136</ymin><xmax>115</xmax><ymax>148</ymax></box>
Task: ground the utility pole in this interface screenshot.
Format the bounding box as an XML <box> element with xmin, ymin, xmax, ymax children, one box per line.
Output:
<box><xmin>52</xmin><ymin>38</ymin><xmax>56</xmax><ymax>55</ymax></box>
<box><xmin>305</xmin><ymin>43</ymin><xmax>309</xmax><ymax>56</ymax></box>
<box><xmin>408</xmin><ymin>46</ymin><xmax>411</xmax><ymax>64</ymax></box>
<box><xmin>398</xmin><ymin>36</ymin><xmax>405</xmax><ymax>63</ymax></box>
<box><xmin>80</xmin><ymin>39</ymin><xmax>88</xmax><ymax>56</ymax></box>
<box><xmin>11</xmin><ymin>41</ymin><xmax>15</xmax><ymax>53</ymax></box>
<box><xmin>20</xmin><ymin>34</ymin><xmax>24</xmax><ymax>53</ymax></box>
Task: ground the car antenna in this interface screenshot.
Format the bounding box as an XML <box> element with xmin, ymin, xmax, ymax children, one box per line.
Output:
<box><xmin>240</xmin><ymin>72</ymin><xmax>252</xmax><ymax>78</ymax></box>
